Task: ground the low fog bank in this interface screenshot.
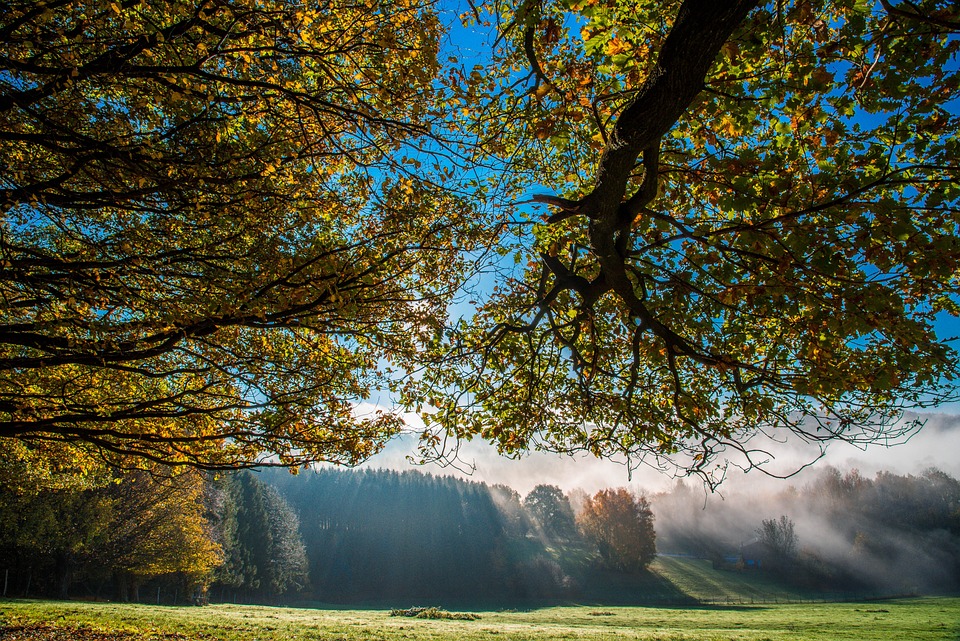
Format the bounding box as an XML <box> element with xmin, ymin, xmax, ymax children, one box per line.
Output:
<box><xmin>354</xmin><ymin>408</ymin><xmax>960</xmax><ymax>594</ymax></box>
<box><xmin>359</xmin><ymin>410</ymin><xmax>960</xmax><ymax>496</ymax></box>
<box><xmin>651</xmin><ymin>465</ymin><xmax>960</xmax><ymax>594</ymax></box>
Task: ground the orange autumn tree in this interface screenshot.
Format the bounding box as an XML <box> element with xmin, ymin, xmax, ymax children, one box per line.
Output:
<box><xmin>0</xmin><ymin>0</ymin><xmax>491</xmax><ymax>478</ymax></box>
<box><xmin>101</xmin><ymin>468</ymin><xmax>223</xmax><ymax>602</ymax></box>
<box><xmin>577</xmin><ymin>488</ymin><xmax>656</xmax><ymax>572</ymax></box>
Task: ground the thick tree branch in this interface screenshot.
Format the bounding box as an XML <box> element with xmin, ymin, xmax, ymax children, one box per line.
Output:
<box><xmin>879</xmin><ymin>0</ymin><xmax>960</xmax><ymax>30</ymax></box>
<box><xmin>582</xmin><ymin>0</ymin><xmax>760</xmax><ymax>224</ymax></box>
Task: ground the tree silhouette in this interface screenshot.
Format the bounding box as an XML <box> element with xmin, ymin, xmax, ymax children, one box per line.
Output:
<box><xmin>756</xmin><ymin>515</ymin><xmax>799</xmax><ymax>565</ymax></box>
<box><xmin>523</xmin><ymin>484</ymin><xmax>577</xmax><ymax>540</ymax></box>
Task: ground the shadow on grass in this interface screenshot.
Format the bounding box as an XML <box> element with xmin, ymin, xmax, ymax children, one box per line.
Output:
<box><xmin>284</xmin><ymin>567</ymin><xmax>767</xmax><ymax>613</ymax></box>
<box><xmin>571</xmin><ymin>567</ymin><xmax>698</xmax><ymax>607</ymax></box>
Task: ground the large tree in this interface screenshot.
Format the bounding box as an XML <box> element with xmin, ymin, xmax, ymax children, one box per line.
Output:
<box><xmin>99</xmin><ymin>468</ymin><xmax>223</xmax><ymax>602</ymax></box>
<box><xmin>0</xmin><ymin>0</ymin><xmax>489</xmax><ymax>475</ymax></box>
<box><xmin>755</xmin><ymin>514</ymin><xmax>799</xmax><ymax>565</ymax></box>
<box><xmin>417</xmin><ymin>0</ymin><xmax>960</xmax><ymax>482</ymax></box>
<box><xmin>2</xmin><ymin>0</ymin><xmax>959</xmax><ymax>479</ymax></box>
<box><xmin>523</xmin><ymin>483</ymin><xmax>577</xmax><ymax>540</ymax></box>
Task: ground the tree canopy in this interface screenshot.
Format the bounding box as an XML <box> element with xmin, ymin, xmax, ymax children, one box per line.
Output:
<box><xmin>523</xmin><ymin>483</ymin><xmax>578</xmax><ymax>539</ymax></box>
<box><xmin>756</xmin><ymin>515</ymin><xmax>799</xmax><ymax>564</ymax></box>
<box><xmin>2</xmin><ymin>0</ymin><xmax>959</xmax><ymax>480</ymax></box>
<box><xmin>418</xmin><ymin>0</ymin><xmax>960</xmax><ymax>482</ymax></box>
<box><xmin>0</xmin><ymin>0</ymin><xmax>489</xmax><ymax>474</ymax></box>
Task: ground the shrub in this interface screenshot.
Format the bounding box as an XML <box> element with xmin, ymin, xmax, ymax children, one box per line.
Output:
<box><xmin>389</xmin><ymin>607</ymin><xmax>480</xmax><ymax>620</ymax></box>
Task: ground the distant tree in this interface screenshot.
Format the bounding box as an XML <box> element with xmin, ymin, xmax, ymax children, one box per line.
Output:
<box><xmin>756</xmin><ymin>515</ymin><xmax>799</xmax><ymax>564</ymax></box>
<box><xmin>524</xmin><ymin>485</ymin><xmax>577</xmax><ymax>540</ymax></box>
<box><xmin>923</xmin><ymin>469</ymin><xmax>960</xmax><ymax>537</ymax></box>
<box><xmin>205</xmin><ymin>477</ymin><xmax>242</xmax><ymax>592</ymax></box>
<box><xmin>264</xmin><ymin>485</ymin><xmax>310</xmax><ymax>595</ymax></box>
<box><xmin>227</xmin><ymin>473</ymin><xmax>273</xmax><ymax>595</ymax></box>
<box><xmin>577</xmin><ymin>488</ymin><xmax>656</xmax><ymax>572</ymax></box>
<box><xmin>488</xmin><ymin>484</ymin><xmax>530</xmax><ymax>537</ymax></box>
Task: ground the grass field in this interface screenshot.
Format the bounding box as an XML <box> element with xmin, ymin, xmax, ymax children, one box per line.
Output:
<box><xmin>647</xmin><ymin>556</ymin><xmax>868</xmax><ymax>604</ymax></box>
<box><xmin>1</xmin><ymin>597</ymin><xmax>959</xmax><ymax>641</ymax></box>
<box><xmin>2</xmin><ymin>558</ymin><xmax>956</xmax><ymax>640</ymax></box>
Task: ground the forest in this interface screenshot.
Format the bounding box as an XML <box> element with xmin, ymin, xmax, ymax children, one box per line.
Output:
<box><xmin>2</xmin><ymin>465</ymin><xmax>958</xmax><ymax>604</ymax></box>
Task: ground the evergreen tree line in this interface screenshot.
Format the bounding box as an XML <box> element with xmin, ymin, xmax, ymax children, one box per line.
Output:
<box><xmin>261</xmin><ymin>467</ymin><xmax>657</xmax><ymax>602</ymax></box>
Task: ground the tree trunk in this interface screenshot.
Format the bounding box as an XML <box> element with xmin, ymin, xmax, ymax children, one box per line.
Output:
<box><xmin>113</xmin><ymin>571</ymin><xmax>129</xmax><ymax>602</ymax></box>
<box><xmin>54</xmin><ymin>552</ymin><xmax>71</xmax><ymax>600</ymax></box>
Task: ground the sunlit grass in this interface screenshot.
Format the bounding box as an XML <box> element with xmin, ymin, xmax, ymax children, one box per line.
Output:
<box><xmin>2</xmin><ymin>597</ymin><xmax>959</xmax><ymax>641</ymax></box>
<box><xmin>651</xmin><ymin>556</ymin><xmax>848</xmax><ymax>603</ymax></box>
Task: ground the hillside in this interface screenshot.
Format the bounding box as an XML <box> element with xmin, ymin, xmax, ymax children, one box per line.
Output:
<box><xmin>534</xmin><ymin>555</ymin><xmax>886</xmax><ymax>607</ymax></box>
<box><xmin>649</xmin><ymin>556</ymin><xmax>876</xmax><ymax>604</ymax></box>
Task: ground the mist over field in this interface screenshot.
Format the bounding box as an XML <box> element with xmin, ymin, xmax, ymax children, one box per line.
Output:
<box><xmin>360</xmin><ymin>410</ymin><xmax>960</xmax><ymax>495</ymax></box>
<box><xmin>334</xmin><ymin>410</ymin><xmax>960</xmax><ymax>598</ymax></box>
<box><xmin>652</xmin><ymin>466</ymin><xmax>960</xmax><ymax>595</ymax></box>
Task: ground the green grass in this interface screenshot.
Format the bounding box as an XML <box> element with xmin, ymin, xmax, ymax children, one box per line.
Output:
<box><xmin>649</xmin><ymin>557</ymin><xmax>850</xmax><ymax>603</ymax></box>
<box><xmin>1</xmin><ymin>557</ymin><xmax>954</xmax><ymax>640</ymax></box>
<box><xmin>533</xmin><ymin>555</ymin><xmax>882</xmax><ymax>606</ymax></box>
<box><xmin>2</xmin><ymin>597</ymin><xmax>959</xmax><ymax>641</ymax></box>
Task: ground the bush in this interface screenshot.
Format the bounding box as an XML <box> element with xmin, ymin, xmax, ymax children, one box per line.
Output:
<box><xmin>389</xmin><ymin>607</ymin><xmax>480</xmax><ymax>620</ymax></box>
